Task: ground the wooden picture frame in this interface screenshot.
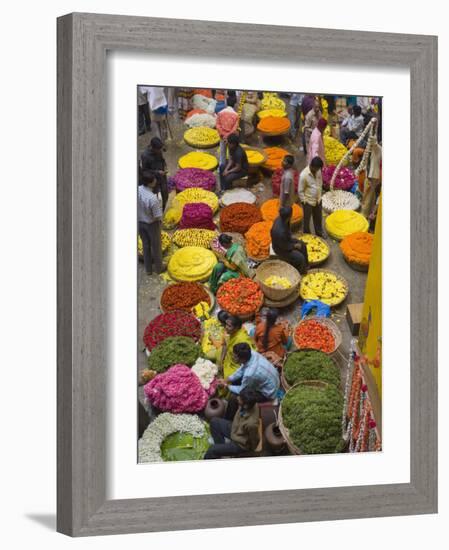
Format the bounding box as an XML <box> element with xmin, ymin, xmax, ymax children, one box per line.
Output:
<box><xmin>57</xmin><ymin>12</ymin><xmax>438</xmax><ymax>536</ymax></box>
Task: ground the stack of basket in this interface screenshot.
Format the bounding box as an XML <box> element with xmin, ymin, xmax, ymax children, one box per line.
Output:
<box><xmin>255</xmin><ymin>259</ymin><xmax>301</xmax><ymax>308</ymax></box>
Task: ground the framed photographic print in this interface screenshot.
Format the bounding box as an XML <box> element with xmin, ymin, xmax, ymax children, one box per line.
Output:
<box><xmin>57</xmin><ymin>13</ymin><xmax>438</xmax><ymax>536</ymax></box>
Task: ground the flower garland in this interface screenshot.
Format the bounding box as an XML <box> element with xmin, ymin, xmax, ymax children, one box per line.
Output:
<box><xmin>260</xmin><ymin>198</ymin><xmax>303</xmax><ymax>224</ymax></box>
<box><xmin>173</xmin><ymin>168</ymin><xmax>216</xmax><ymax>191</ymax></box>
<box><xmin>178</xmin><ymin>203</ymin><xmax>216</xmax><ymax>231</ymax></box>
<box><xmin>342</xmin><ymin>344</ymin><xmax>382</xmax><ymax>452</ymax></box>
<box><xmin>178</xmin><ymin>152</ymin><xmax>218</xmax><ymax>171</ymax></box>
<box><xmin>191</xmin><ymin>357</ymin><xmax>218</xmax><ymax>392</ymax></box>
<box><xmin>138</xmin><ymin>413</ymin><xmax>206</xmax><ymax>463</ymax></box>
<box><xmin>168</xmin><ymin>246</ymin><xmax>217</xmax><ymax>282</ymax></box>
<box><xmin>325</xmin><ymin>210</ymin><xmax>369</xmax><ymax>240</ymax></box>
<box><xmin>173</xmin><ymin>188</ymin><xmax>219</xmax><ymax>214</ymax></box>
<box><xmin>220</xmin><ymin>202</ymin><xmax>263</xmax><ymax>234</ymax></box>
<box><xmin>143</xmin><ymin>310</ymin><xmax>201</xmax><ymax>351</ymax></box>
<box><xmin>322</xmin><ymin>165</ymin><xmax>356</xmax><ymax>191</ymax></box>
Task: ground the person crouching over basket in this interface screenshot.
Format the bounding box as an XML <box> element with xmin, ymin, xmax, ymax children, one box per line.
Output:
<box><xmin>204</xmin><ymin>387</ymin><xmax>260</xmax><ymax>459</ymax></box>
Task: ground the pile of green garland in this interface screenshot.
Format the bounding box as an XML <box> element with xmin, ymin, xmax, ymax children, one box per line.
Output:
<box><xmin>281</xmin><ymin>384</ymin><xmax>344</xmax><ymax>454</ymax></box>
<box><xmin>283</xmin><ymin>350</ymin><xmax>340</xmax><ymax>388</ymax></box>
<box><xmin>148</xmin><ymin>336</ymin><xmax>200</xmax><ymax>373</ymax></box>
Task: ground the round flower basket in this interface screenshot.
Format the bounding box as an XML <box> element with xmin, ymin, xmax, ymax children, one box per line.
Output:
<box><xmin>159</xmin><ymin>283</ymin><xmax>215</xmax><ymax>314</ymax></box>
<box><xmin>220</xmin><ymin>188</ymin><xmax>257</xmax><ymax>207</ymax></box>
<box><xmin>255</xmin><ymin>259</ymin><xmax>301</xmax><ymax>302</ymax></box>
<box><xmin>178</xmin><ymin>151</ymin><xmax>218</xmax><ymax>171</ymax></box>
<box><xmin>278</xmin><ymin>380</ymin><xmax>330</xmax><ymax>455</ymax></box>
<box><xmin>280</xmin><ymin>351</ymin><xmax>339</xmax><ymax>392</ymax></box>
<box><xmin>299</xmin><ymin>268</ymin><xmax>349</xmax><ymax>307</ymax></box>
<box><xmin>292</xmin><ymin>316</ymin><xmax>342</xmax><ymax>354</ymax></box>
<box><xmin>183</xmin><ymin>127</ymin><xmax>220</xmax><ymax>149</ymax></box>
<box><xmin>295</xmin><ymin>234</ymin><xmax>330</xmax><ymax>267</ymax></box>
<box><xmin>216</xmin><ymin>277</ymin><xmax>264</xmax><ymax>321</ymax></box>
<box><xmin>322</xmin><ymin>190</ymin><xmax>360</xmax><ymax>213</ymax></box>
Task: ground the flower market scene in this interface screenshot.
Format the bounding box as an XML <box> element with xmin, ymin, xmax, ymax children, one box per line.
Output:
<box><xmin>137</xmin><ymin>87</ymin><xmax>382</xmax><ymax>463</ymax></box>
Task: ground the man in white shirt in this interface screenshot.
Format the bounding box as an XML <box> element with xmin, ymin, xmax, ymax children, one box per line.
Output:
<box><xmin>138</xmin><ymin>171</ymin><xmax>165</xmax><ymax>275</ymax></box>
<box><xmin>339</xmin><ymin>104</ymin><xmax>365</xmax><ymax>144</ymax></box>
<box><xmin>298</xmin><ymin>156</ymin><xmax>325</xmax><ymax>237</ymax></box>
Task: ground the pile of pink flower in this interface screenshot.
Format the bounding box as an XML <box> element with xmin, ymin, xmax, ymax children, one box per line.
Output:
<box><xmin>173</xmin><ymin>168</ymin><xmax>216</xmax><ymax>192</ymax></box>
<box><xmin>144</xmin><ymin>364</ymin><xmax>212</xmax><ymax>413</ymax></box>
<box><xmin>216</xmin><ymin>109</ymin><xmax>239</xmax><ymax>138</ymax></box>
<box><xmin>179</xmin><ymin>203</ymin><xmax>216</xmax><ymax>230</ymax></box>
<box><xmin>322</xmin><ymin>165</ymin><xmax>356</xmax><ymax>191</ymax></box>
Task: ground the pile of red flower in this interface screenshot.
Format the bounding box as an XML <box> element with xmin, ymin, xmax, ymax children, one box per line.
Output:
<box><xmin>271</xmin><ymin>168</ymin><xmax>299</xmax><ymax>196</ymax></box>
<box><xmin>179</xmin><ymin>203</ymin><xmax>216</xmax><ymax>230</ymax></box>
<box><xmin>293</xmin><ymin>320</ymin><xmax>335</xmax><ymax>353</ymax></box>
<box><xmin>219</xmin><ymin>202</ymin><xmax>262</xmax><ymax>234</ymax></box>
<box><xmin>216</xmin><ymin>277</ymin><xmax>264</xmax><ymax>316</ymax></box>
<box><xmin>143</xmin><ymin>311</ymin><xmax>201</xmax><ymax>351</ymax></box>
<box><xmin>161</xmin><ymin>282</ymin><xmax>211</xmax><ymax>313</ymax></box>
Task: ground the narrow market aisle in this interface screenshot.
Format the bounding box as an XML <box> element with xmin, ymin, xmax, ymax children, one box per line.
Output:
<box><xmin>137</xmin><ymin>107</ymin><xmax>367</xmax><ymax>408</ymax></box>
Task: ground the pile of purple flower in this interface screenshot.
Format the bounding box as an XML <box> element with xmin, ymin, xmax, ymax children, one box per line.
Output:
<box><xmin>178</xmin><ymin>203</ymin><xmax>216</xmax><ymax>230</ymax></box>
<box><xmin>173</xmin><ymin>168</ymin><xmax>216</xmax><ymax>192</ymax></box>
<box><xmin>322</xmin><ymin>165</ymin><xmax>356</xmax><ymax>191</ymax></box>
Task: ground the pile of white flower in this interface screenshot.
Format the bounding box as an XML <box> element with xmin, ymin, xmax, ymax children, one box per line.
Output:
<box><xmin>191</xmin><ymin>357</ymin><xmax>218</xmax><ymax>391</ymax></box>
<box><xmin>185</xmin><ymin>113</ymin><xmax>217</xmax><ymax>128</ymax></box>
<box><xmin>322</xmin><ymin>190</ymin><xmax>360</xmax><ymax>213</ymax></box>
<box><xmin>138</xmin><ymin>413</ymin><xmax>206</xmax><ymax>463</ymax></box>
<box><xmin>192</xmin><ymin>94</ymin><xmax>217</xmax><ymax>114</ymax></box>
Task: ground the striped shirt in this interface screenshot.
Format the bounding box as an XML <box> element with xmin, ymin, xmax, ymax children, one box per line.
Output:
<box><xmin>138</xmin><ymin>185</ymin><xmax>162</xmax><ymax>224</ymax></box>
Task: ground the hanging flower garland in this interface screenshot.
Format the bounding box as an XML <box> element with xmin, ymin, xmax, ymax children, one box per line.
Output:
<box><xmin>342</xmin><ymin>344</ymin><xmax>382</xmax><ymax>452</ymax></box>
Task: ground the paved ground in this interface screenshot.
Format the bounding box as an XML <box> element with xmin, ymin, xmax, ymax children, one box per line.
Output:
<box><xmin>137</xmin><ymin>107</ymin><xmax>367</xmax><ymax>411</ymax></box>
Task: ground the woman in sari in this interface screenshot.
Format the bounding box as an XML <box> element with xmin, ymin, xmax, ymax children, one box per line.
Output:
<box><xmin>254</xmin><ymin>308</ymin><xmax>291</xmax><ymax>369</ymax></box>
<box><xmin>217</xmin><ymin>313</ymin><xmax>255</xmax><ymax>380</ymax></box>
<box><xmin>209</xmin><ymin>234</ymin><xmax>253</xmax><ymax>294</ymax></box>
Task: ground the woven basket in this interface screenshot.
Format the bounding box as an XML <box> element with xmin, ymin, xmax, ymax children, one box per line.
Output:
<box><xmin>281</xmin><ymin>350</ymin><xmax>339</xmax><ymax>391</ymax></box>
<box><xmin>299</xmin><ymin>268</ymin><xmax>349</xmax><ymax>307</ymax></box>
<box><xmin>159</xmin><ymin>283</ymin><xmax>215</xmax><ymax>314</ymax></box>
<box><xmin>278</xmin><ymin>380</ymin><xmax>330</xmax><ymax>455</ymax></box>
<box><xmin>292</xmin><ymin>316</ymin><xmax>342</xmax><ymax>354</ymax></box>
<box><xmin>255</xmin><ymin>260</ymin><xmax>301</xmax><ymax>302</ymax></box>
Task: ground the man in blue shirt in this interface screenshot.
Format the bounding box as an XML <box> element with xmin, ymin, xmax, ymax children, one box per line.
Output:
<box><xmin>221</xmin><ymin>343</ymin><xmax>280</xmax><ymax>401</ymax></box>
<box><xmin>219</xmin><ymin>343</ymin><xmax>280</xmax><ymax>421</ymax></box>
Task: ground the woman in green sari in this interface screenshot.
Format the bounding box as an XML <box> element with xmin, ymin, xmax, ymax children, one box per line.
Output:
<box><xmin>209</xmin><ymin>234</ymin><xmax>252</xmax><ymax>294</ymax></box>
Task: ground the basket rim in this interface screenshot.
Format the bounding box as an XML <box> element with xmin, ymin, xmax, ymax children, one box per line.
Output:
<box><xmin>299</xmin><ymin>268</ymin><xmax>349</xmax><ymax>307</ymax></box>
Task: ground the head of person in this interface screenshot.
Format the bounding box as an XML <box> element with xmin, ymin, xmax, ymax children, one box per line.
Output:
<box><xmin>310</xmin><ymin>156</ymin><xmax>324</xmax><ymax>176</ymax></box>
<box><xmin>150</xmin><ymin>136</ymin><xmax>164</xmax><ymax>153</ymax></box>
<box><xmin>313</xmin><ymin>98</ymin><xmax>321</xmax><ymax>114</ymax></box>
<box><xmin>262</xmin><ymin>308</ymin><xmax>279</xmax><ymax>351</ymax></box>
<box><xmin>217</xmin><ymin>310</ymin><xmax>230</xmax><ymax>327</ymax></box>
<box><xmin>238</xmin><ymin>387</ymin><xmax>258</xmax><ymax>410</ymax></box>
<box><xmin>141</xmin><ymin>170</ymin><xmax>157</xmax><ymax>189</ymax></box>
<box><xmin>317</xmin><ymin>118</ymin><xmax>328</xmax><ymax>134</ymax></box>
<box><xmin>232</xmin><ymin>342</ymin><xmax>252</xmax><ymax>365</ymax></box>
<box><xmin>227</xmin><ymin>133</ymin><xmax>240</xmax><ymax>152</ymax></box>
<box><xmin>218</xmin><ymin>233</ymin><xmax>233</xmax><ymax>250</ymax></box>
<box><xmin>225</xmin><ymin>314</ymin><xmax>242</xmax><ymax>335</ymax></box>
<box><xmin>353</xmin><ymin>105</ymin><xmax>362</xmax><ymax>118</ymax></box>
<box><xmin>279</xmin><ymin>206</ymin><xmax>292</xmax><ymax>225</ymax></box>
<box><xmin>282</xmin><ymin>155</ymin><xmax>295</xmax><ymax>171</ymax></box>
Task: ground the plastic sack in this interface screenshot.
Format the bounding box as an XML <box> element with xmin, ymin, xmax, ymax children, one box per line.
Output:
<box><xmin>300</xmin><ymin>300</ymin><xmax>331</xmax><ymax>319</ymax></box>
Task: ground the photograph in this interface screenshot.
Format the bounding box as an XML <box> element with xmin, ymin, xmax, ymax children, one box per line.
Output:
<box><xmin>137</xmin><ymin>87</ymin><xmax>383</xmax><ymax>463</ymax></box>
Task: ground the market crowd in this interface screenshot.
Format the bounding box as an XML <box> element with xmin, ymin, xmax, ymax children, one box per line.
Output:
<box><xmin>137</xmin><ymin>86</ymin><xmax>382</xmax><ymax>461</ymax></box>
